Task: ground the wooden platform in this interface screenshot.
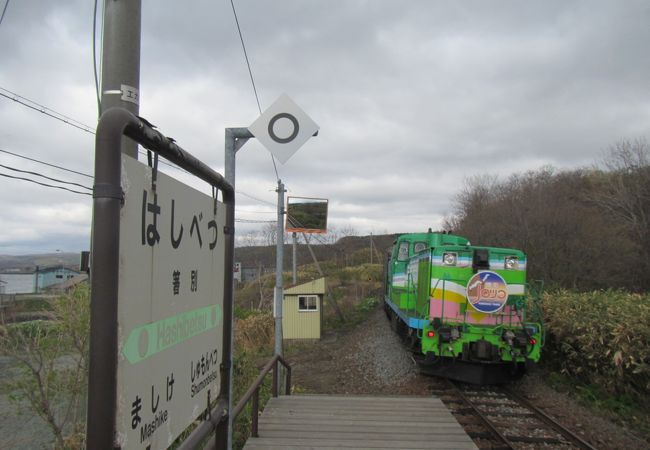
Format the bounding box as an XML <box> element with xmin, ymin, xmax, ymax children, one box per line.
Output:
<box><xmin>243</xmin><ymin>394</ymin><xmax>478</xmax><ymax>450</ymax></box>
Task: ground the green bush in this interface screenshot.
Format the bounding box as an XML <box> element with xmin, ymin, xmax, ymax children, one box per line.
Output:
<box><xmin>232</xmin><ymin>352</ymin><xmax>273</xmax><ymax>450</ymax></box>
<box><xmin>543</xmin><ymin>290</ymin><xmax>650</xmax><ymax>397</ymax></box>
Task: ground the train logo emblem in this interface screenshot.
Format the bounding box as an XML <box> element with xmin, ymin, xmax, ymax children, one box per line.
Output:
<box><xmin>466</xmin><ymin>271</ymin><xmax>508</xmax><ymax>314</ymax></box>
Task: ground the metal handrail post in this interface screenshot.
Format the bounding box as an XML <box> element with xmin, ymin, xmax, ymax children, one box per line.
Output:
<box><xmin>285</xmin><ymin>366</ymin><xmax>292</xmax><ymax>395</ymax></box>
<box><xmin>251</xmin><ymin>388</ymin><xmax>259</xmax><ymax>438</ymax></box>
<box><xmin>272</xmin><ymin>360</ymin><xmax>278</xmax><ymax>397</ymax></box>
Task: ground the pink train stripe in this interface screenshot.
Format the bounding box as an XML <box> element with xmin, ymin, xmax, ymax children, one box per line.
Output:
<box><xmin>429</xmin><ymin>298</ymin><xmax>521</xmax><ymax>325</ymax></box>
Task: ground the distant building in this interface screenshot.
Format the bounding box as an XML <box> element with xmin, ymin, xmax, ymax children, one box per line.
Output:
<box><xmin>240</xmin><ymin>266</ymin><xmax>274</xmax><ymax>283</ymax></box>
<box><xmin>282</xmin><ymin>278</ymin><xmax>325</xmax><ymax>340</ymax></box>
<box><xmin>0</xmin><ymin>270</ymin><xmax>36</xmax><ymax>294</ymax></box>
<box><xmin>36</xmin><ymin>267</ymin><xmax>80</xmax><ymax>291</ymax></box>
<box><xmin>0</xmin><ymin>266</ymin><xmax>81</xmax><ymax>294</ymax></box>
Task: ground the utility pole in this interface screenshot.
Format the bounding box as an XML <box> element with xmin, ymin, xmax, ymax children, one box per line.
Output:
<box><xmin>292</xmin><ymin>232</ymin><xmax>297</xmax><ymax>284</ymax></box>
<box><xmin>100</xmin><ymin>0</ymin><xmax>142</xmax><ymax>158</ymax></box>
<box><xmin>87</xmin><ymin>3</ymin><xmax>142</xmax><ymax>449</ymax></box>
<box><xmin>274</xmin><ymin>181</ymin><xmax>285</xmax><ymax>357</ymax></box>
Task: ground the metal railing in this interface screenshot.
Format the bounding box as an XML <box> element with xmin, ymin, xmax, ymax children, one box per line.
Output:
<box><xmin>233</xmin><ymin>354</ymin><xmax>292</xmax><ymax>438</ymax></box>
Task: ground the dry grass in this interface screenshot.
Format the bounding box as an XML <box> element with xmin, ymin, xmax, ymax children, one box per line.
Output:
<box><xmin>234</xmin><ymin>311</ymin><xmax>274</xmax><ymax>354</ymax></box>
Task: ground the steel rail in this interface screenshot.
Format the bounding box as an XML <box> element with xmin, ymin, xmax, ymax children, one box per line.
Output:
<box><xmin>444</xmin><ymin>379</ymin><xmax>598</xmax><ymax>450</ymax></box>
<box><xmin>447</xmin><ymin>380</ymin><xmax>515</xmax><ymax>450</ymax></box>
<box><xmin>503</xmin><ymin>386</ymin><xmax>597</xmax><ymax>450</ymax></box>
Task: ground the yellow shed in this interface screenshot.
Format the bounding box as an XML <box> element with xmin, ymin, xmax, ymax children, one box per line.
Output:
<box><xmin>282</xmin><ymin>278</ymin><xmax>325</xmax><ymax>340</ymax></box>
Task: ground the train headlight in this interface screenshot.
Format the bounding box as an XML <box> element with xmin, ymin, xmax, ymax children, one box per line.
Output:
<box><xmin>442</xmin><ymin>252</ymin><xmax>457</xmax><ymax>266</ymax></box>
<box><xmin>504</xmin><ymin>256</ymin><xmax>519</xmax><ymax>270</ymax></box>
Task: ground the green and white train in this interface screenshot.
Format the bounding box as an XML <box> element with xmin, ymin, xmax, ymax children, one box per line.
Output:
<box><xmin>383</xmin><ymin>230</ymin><xmax>544</xmax><ymax>384</ymax></box>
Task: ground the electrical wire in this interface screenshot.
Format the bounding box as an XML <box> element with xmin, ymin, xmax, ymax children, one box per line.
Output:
<box><xmin>235</xmin><ymin>209</ymin><xmax>275</xmax><ymax>214</ymax></box>
<box><xmin>0</xmin><ymin>91</ymin><xmax>96</xmax><ymax>134</ymax></box>
<box><xmin>236</xmin><ymin>190</ymin><xmax>276</xmax><ymax>206</ymax></box>
<box><xmin>0</xmin><ymin>172</ymin><xmax>92</xmax><ymax>196</ymax></box>
<box><xmin>0</xmin><ymin>0</ymin><xmax>9</xmax><ymax>28</ymax></box>
<box><xmin>229</xmin><ymin>0</ymin><xmax>261</xmax><ymax>114</ymax></box>
<box><xmin>1</xmin><ymin>87</ymin><xmax>188</xmax><ymax>174</ymax></box>
<box><xmin>0</xmin><ymin>148</ymin><xmax>93</xmax><ymax>179</ymax></box>
<box><xmin>0</xmin><ymin>163</ymin><xmax>92</xmax><ymax>191</ymax></box>
<box><xmin>235</xmin><ymin>219</ymin><xmax>276</xmax><ymax>224</ymax></box>
<box><xmin>229</xmin><ymin>0</ymin><xmax>280</xmax><ymax>181</ymax></box>
<box><xmin>0</xmin><ymin>87</ymin><xmax>96</xmax><ymax>131</ymax></box>
<box><xmin>0</xmin><ymin>145</ymin><xmax>189</xmax><ymax>184</ymax></box>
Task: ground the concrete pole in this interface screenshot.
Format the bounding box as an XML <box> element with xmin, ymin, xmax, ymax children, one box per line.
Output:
<box><xmin>100</xmin><ymin>0</ymin><xmax>142</xmax><ymax>158</ymax></box>
<box><xmin>274</xmin><ymin>180</ymin><xmax>285</xmax><ymax>358</ymax></box>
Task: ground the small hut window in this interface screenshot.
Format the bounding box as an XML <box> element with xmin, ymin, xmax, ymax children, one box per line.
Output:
<box><xmin>298</xmin><ymin>295</ymin><xmax>318</xmax><ymax>312</ymax></box>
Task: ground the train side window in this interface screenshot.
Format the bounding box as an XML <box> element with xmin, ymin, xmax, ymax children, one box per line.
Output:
<box><xmin>414</xmin><ymin>242</ymin><xmax>427</xmax><ymax>253</ymax></box>
<box><xmin>397</xmin><ymin>241</ymin><xmax>409</xmax><ymax>261</ymax></box>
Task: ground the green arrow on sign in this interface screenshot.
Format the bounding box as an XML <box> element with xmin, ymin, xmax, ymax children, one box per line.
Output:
<box><xmin>122</xmin><ymin>304</ymin><xmax>223</xmax><ymax>364</ymax></box>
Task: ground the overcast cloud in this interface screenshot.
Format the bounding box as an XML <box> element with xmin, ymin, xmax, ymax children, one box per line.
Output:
<box><xmin>1</xmin><ymin>0</ymin><xmax>649</xmax><ymax>254</ymax></box>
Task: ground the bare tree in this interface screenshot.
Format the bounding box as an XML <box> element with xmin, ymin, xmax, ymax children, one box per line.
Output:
<box><xmin>589</xmin><ymin>139</ymin><xmax>650</xmax><ymax>289</ymax></box>
<box><xmin>1</xmin><ymin>286</ymin><xmax>89</xmax><ymax>449</ymax></box>
<box><xmin>448</xmin><ymin>165</ymin><xmax>637</xmax><ymax>290</ymax></box>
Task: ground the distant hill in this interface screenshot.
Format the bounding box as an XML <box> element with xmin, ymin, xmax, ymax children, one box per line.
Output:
<box><xmin>0</xmin><ymin>234</ymin><xmax>400</xmax><ymax>272</ymax></box>
<box><xmin>0</xmin><ymin>253</ymin><xmax>81</xmax><ymax>271</ymax></box>
<box><xmin>234</xmin><ymin>234</ymin><xmax>398</xmax><ymax>269</ymax></box>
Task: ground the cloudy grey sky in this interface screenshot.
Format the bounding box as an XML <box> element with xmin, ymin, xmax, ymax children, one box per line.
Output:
<box><xmin>1</xmin><ymin>0</ymin><xmax>649</xmax><ymax>254</ymax></box>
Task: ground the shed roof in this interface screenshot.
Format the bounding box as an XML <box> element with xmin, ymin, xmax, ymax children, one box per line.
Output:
<box><xmin>284</xmin><ymin>277</ymin><xmax>325</xmax><ymax>295</ymax></box>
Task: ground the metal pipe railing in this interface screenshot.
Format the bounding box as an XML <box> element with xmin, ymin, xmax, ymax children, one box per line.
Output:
<box><xmin>232</xmin><ymin>354</ymin><xmax>292</xmax><ymax>438</ymax></box>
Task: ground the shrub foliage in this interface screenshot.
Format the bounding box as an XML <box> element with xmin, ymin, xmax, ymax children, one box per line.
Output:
<box><xmin>543</xmin><ymin>290</ymin><xmax>650</xmax><ymax>397</ymax></box>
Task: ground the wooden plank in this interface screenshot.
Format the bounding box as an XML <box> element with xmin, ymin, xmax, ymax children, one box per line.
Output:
<box><xmin>260</xmin><ymin>414</ymin><xmax>455</xmax><ymax>423</ymax></box>
<box><xmin>259</xmin><ymin>421</ymin><xmax>467</xmax><ymax>431</ymax></box>
<box><xmin>243</xmin><ymin>395</ymin><xmax>478</xmax><ymax>450</ymax></box>
<box><xmin>244</xmin><ymin>437</ymin><xmax>478</xmax><ymax>449</ymax></box>
<box><xmin>262</xmin><ymin>407</ymin><xmax>454</xmax><ymax>416</ymax></box>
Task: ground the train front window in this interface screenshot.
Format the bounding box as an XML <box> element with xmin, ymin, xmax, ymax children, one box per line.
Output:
<box><xmin>397</xmin><ymin>242</ymin><xmax>409</xmax><ymax>261</ymax></box>
<box><xmin>414</xmin><ymin>242</ymin><xmax>427</xmax><ymax>253</ymax></box>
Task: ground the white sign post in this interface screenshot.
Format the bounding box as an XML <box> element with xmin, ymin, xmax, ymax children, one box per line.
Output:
<box><xmin>115</xmin><ymin>155</ymin><xmax>226</xmax><ymax>450</ymax></box>
<box><xmin>248</xmin><ymin>94</ymin><xmax>319</xmax><ymax>373</ymax></box>
<box><xmin>248</xmin><ymin>93</ymin><xmax>319</xmax><ymax>164</ymax></box>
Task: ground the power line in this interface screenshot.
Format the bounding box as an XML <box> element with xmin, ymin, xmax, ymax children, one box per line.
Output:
<box><xmin>0</xmin><ymin>172</ymin><xmax>92</xmax><ymax>196</ymax></box>
<box><xmin>0</xmin><ymin>146</ymin><xmax>189</xmax><ymax>184</ymax></box>
<box><xmin>229</xmin><ymin>0</ymin><xmax>280</xmax><ymax>181</ymax></box>
<box><xmin>229</xmin><ymin>0</ymin><xmax>261</xmax><ymax>115</ymax></box>
<box><xmin>0</xmin><ymin>87</ymin><xmax>96</xmax><ymax>131</ymax></box>
<box><xmin>235</xmin><ymin>218</ymin><xmax>276</xmax><ymax>224</ymax></box>
<box><xmin>0</xmin><ymin>0</ymin><xmax>9</xmax><ymax>28</ymax></box>
<box><xmin>0</xmin><ymin>163</ymin><xmax>92</xmax><ymax>191</ymax></box>
<box><xmin>236</xmin><ymin>190</ymin><xmax>276</xmax><ymax>206</ymax></box>
<box><xmin>236</xmin><ymin>209</ymin><xmax>275</xmax><ymax>214</ymax></box>
<box><xmin>0</xmin><ymin>90</ymin><xmax>96</xmax><ymax>135</ymax></box>
<box><xmin>0</xmin><ymin>148</ymin><xmax>94</xmax><ymax>179</ymax></box>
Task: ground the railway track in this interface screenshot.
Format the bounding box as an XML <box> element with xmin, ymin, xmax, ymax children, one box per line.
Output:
<box><xmin>430</xmin><ymin>378</ymin><xmax>598</xmax><ymax>450</ymax></box>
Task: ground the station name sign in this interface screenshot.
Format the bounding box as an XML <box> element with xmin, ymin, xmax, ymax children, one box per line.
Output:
<box><xmin>115</xmin><ymin>155</ymin><xmax>226</xmax><ymax>449</ymax></box>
